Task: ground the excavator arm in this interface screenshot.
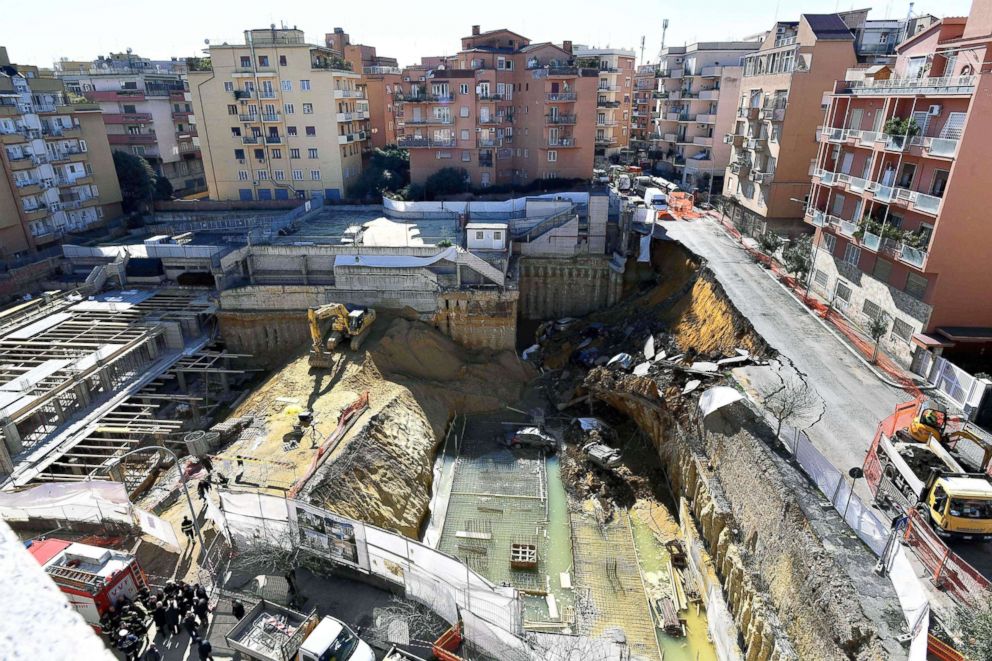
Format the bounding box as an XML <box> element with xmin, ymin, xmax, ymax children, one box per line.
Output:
<box><xmin>945</xmin><ymin>429</ymin><xmax>992</xmax><ymax>473</ymax></box>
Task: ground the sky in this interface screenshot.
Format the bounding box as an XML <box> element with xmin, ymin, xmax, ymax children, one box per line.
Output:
<box><xmin>2</xmin><ymin>0</ymin><xmax>976</xmax><ymax>70</ymax></box>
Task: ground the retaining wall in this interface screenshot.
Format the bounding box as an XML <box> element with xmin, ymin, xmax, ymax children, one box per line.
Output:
<box><xmin>518</xmin><ymin>255</ymin><xmax>621</xmax><ymax>320</ymax></box>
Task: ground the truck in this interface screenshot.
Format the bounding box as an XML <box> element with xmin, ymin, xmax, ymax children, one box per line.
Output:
<box><xmin>27</xmin><ymin>538</ymin><xmax>147</xmax><ymax>630</ymax></box>
<box><xmin>226</xmin><ymin>599</ymin><xmax>374</xmax><ymax>661</ymax></box>
<box><xmin>865</xmin><ymin>404</ymin><xmax>992</xmax><ymax>540</ymax></box>
<box><xmin>642</xmin><ymin>187</ymin><xmax>668</xmax><ymax>212</ymax></box>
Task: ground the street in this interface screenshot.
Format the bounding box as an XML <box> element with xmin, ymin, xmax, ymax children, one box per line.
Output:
<box><xmin>658</xmin><ymin>218</ymin><xmax>906</xmax><ymax>478</ymax></box>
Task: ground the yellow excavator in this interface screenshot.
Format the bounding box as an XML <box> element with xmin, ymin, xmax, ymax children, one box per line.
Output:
<box><xmin>307</xmin><ymin>303</ymin><xmax>376</xmax><ymax>368</ymax></box>
<box><xmin>901</xmin><ymin>399</ymin><xmax>992</xmax><ymax>470</ymax></box>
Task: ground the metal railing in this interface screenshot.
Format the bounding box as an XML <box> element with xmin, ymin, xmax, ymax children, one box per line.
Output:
<box><xmin>843</xmin><ymin>75</ymin><xmax>976</xmax><ymax>95</ymax></box>
<box><xmin>546</xmin><ymin>93</ymin><xmax>577</xmax><ymax>102</ymax></box>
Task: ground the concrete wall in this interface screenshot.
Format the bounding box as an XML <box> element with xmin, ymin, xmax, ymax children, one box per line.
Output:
<box><xmin>518</xmin><ymin>255</ymin><xmax>620</xmax><ymax>319</ymax></box>
<box><xmin>433</xmin><ymin>289</ymin><xmax>518</xmax><ymax>351</ymax></box>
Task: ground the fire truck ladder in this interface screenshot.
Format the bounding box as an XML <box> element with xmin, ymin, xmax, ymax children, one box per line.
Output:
<box><xmin>47</xmin><ymin>565</ymin><xmax>103</xmax><ymax>591</ymax></box>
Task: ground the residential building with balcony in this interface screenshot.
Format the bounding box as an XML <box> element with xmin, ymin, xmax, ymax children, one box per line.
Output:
<box><xmin>651</xmin><ymin>41</ymin><xmax>760</xmax><ymax>193</ymax></box>
<box><xmin>629</xmin><ymin>64</ymin><xmax>657</xmax><ymax>160</ymax></box>
<box><xmin>805</xmin><ymin>7</ymin><xmax>992</xmax><ymax>365</ymax></box>
<box><xmin>723</xmin><ymin>13</ymin><xmax>862</xmax><ymax>234</ymax></box>
<box><xmin>187</xmin><ymin>28</ymin><xmax>366</xmax><ymax>201</ymax></box>
<box><xmin>326</xmin><ymin>27</ymin><xmax>400</xmax><ymax>150</ymax></box>
<box><xmin>398</xmin><ymin>26</ymin><xmax>599</xmax><ymax>189</ymax></box>
<box><xmin>572</xmin><ymin>46</ymin><xmax>636</xmax><ymax>159</ymax></box>
<box><xmin>0</xmin><ymin>47</ymin><xmax>123</xmax><ymax>256</ymax></box>
<box><xmin>56</xmin><ymin>56</ymin><xmax>205</xmax><ymax>196</ymax></box>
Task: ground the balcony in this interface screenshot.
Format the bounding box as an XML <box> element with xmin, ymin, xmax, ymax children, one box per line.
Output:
<box><xmin>104</xmin><ymin>112</ymin><xmax>153</xmax><ymax>124</ymax></box>
<box><xmin>695</xmin><ymin>113</ymin><xmax>717</xmax><ymax>124</ymax></box>
<box><xmin>171</xmin><ymin>110</ymin><xmax>192</xmax><ymax>120</ymax></box>
<box><xmin>699</xmin><ymin>89</ymin><xmax>720</xmax><ymax>101</ymax></box>
<box><xmin>543</xmin><ymin>138</ymin><xmax>577</xmax><ymax>148</ymax></box>
<box><xmin>746</xmin><ymin>137</ymin><xmax>767</xmax><ymax>151</ymax></box>
<box><xmin>363</xmin><ymin>65</ymin><xmax>401</xmax><ymax>75</ymax></box>
<box><xmin>334</xmin><ymin>89</ymin><xmax>366</xmax><ymax>99</ymax></box>
<box><xmin>265</xmin><ymin>135</ymin><xmax>282</xmax><ymax>144</ymax></box>
<box><xmin>7</xmin><ymin>155</ymin><xmax>35</xmax><ymax>171</ymax></box>
<box><xmin>596</xmin><ymin>119</ymin><xmax>618</xmax><ymax>127</ymax></box>
<box><xmin>397</xmin><ymin>136</ymin><xmax>456</xmax><ymax>148</ymax></box>
<box><xmin>86</xmin><ymin>90</ymin><xmax>146</xmax><ymax>102</ymax></box>
<box><xmin>700</xmin><ymin>65</ymin><xmax>722</xmax><ymax>77</ymax></box>
<box><xmin>336</xmin><ymin>111</ymin><xmax>369</xmax><ymax>122</ymax></box>
<box><xmin>338</xmin><ymin>131</ymin><xmax>369</xmax><ymax>144</ymax></box>
<box><xmin>546</xmin><ymin>114</ymin><xmax>576</xmax><ymax>125</ymax></box>
<box><xmin>238</xmin><ymin>114</ymin><xmax>260</xmax><ymax>122</ymax></box>
<box><xmin>749</xmin><ymin>170</ymin><xmax>773</xmax><ymax>185</ymax></box>
<box><xmin>737</xmin><ymin>107</ymin><xmax>760</xmax><ymax>120</ymax></box>
<box><xmin>652</xmin><ymin>90</ymin><xmax>669</xmax><ymax>99</ymax></box>
<box><xmin>479</xmin><ymin>115</ymin><xmax>509</xmax><ymax>125</ymax></box>
<box><xmin>805</xmin><ymin>208</ymin><xmax>827</xmax><ymax>227</ymax></box>
<box><xmin>108</xmin><ymin>133</ymin><xmax>156</xmax><ymax>145</ymax></box>
<box><xmin>477</xmin><ymin>137</ymin><xmax>501</xmax><ymax>148</ymax></box>
<box><xmin>261</xmin><ymin>113</ymin><xmax>281</xmax><ymax>122</ymax></box>
<box><xmin>546</xmin><ymin>93</ymin><xmax>577</xmax><ymax>102</ymax></box>
<box><xmin>693</xmin><ymin>136</ymin><xmax>714</xmax><ymax>147</ymax></box>
<box><xmin>730</xmin><ymin>160</ymin><xmax>752</xmax><ymax>177</ymax></box>
<box><xmin>56</xmin><ymin>174</ymin><xmax>92</xmax><ymax>187</ymax></box>
<box><xmin>723</xmin><ymin>133</ymin><xmax>745</xmax><ymax>148</ymax></box>
<box><xmin>241</xmin><ymin>136</ymin><xmax>260</xmax><ymax>144</ymax></box>
<box><xmin>898</xmin><ymin>244</ymin><xmax>928</xmax><ymax>269</ymax></box>
<box><xmin>842</xmin><ymin>75</ymin><xmax>976</xmax><ymax>96</ymax></box>
<box><xmin>774</xmin><ymin>36</ymin><xmax>798</xmax><ymax>48</ymax></box>
<box><xmin>477</xmin><ymin>93</ymin><xmax>503</xmax><ymax>101</ymax></box>
<box><xmin>760</xmin><ymin>107</ymin><xmax>787</xmax><ymax>122</ymax></box>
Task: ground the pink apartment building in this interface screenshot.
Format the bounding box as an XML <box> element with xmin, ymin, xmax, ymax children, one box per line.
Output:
<box><xmin>806</xmin><ymin>4</ymin><xmax>992</xmax><ymax>366</ymax></box>
<box><xmin>397</xmin><ymin>26</ymin><xmax>599</xmax><ymax>189</ymax></box>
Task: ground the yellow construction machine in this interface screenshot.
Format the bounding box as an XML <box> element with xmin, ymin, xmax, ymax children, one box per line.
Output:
<box><xmin>307</xmin><ymin>303</ymin><xmax>376</xmax><ymax>368</ymax></box>
<box><xmin>901</xmin><ymin>399</ymin><xmax>992</xmax><ymax>468</ymax></box>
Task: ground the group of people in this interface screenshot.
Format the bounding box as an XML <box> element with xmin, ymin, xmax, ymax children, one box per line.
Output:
<box><xmin>100</xmin><ymin>581</ymin><xmax>215</xmax><ymax>660</ymax></box>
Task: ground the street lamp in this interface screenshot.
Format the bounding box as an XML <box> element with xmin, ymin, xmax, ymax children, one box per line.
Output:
<box><xmin>87</xmin><ymin>446</ymin><xmax>206</xmax><ymax>549</ymax></box>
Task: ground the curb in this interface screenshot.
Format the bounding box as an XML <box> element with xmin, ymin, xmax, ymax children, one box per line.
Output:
<box><xmin>701</xmin><ymin>213</ymin><xmax>916</xmax><ymax>392</ymax></box>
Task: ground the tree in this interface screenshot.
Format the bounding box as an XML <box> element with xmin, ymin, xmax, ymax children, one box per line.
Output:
<box><xmin>112</xmin><ymin>150</ymin><xmax>156</xmax><ymax>213</ymax></box>
<box><xmin>154</xmin><ymin>175</ymin><xmax>174</xmax><ymax>201</ymax></box>
<box><xmin>347</xmin><ymin>145</ymin><xmax>410</xmax><ymax>200</ymax></box>
<box><xmin>758</xmin><ymin>231</ymin><xmax>782</xmax><ymax>256</ymax></box>
<box><xmin>866</xmin><ymin>315</ymin><xmax>889</xmax><ymax>364</ymax></box>
<box><xmin>764</xmin><ymin>378</ymin><xmax>820</xmax><ymax>440</ymax></box>
<box><xmin>424</xmin><ymin>167</ymin><xmax>470</xmax><ymax>198</ymax></box>
<box><xmin>956</xmin><ymin>591</ymin><xmax>992</xmax><ymax>660</ymax></box>
<box><xmin>782</xmin><ymin>234</ymin><xmax>813</xmax><ymax>293</ymax></box>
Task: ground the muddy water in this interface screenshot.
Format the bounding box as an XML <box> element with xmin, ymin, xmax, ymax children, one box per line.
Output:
<box><xmin>629</xmin><ymin>510</ymin><xmax>717</xmax><ymax>661</ymax></box>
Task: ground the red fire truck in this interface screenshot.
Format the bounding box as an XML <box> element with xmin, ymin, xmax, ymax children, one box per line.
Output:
<box><xmin>28</xmin><ymin>538</ymin><xmax>148</xmax><ymax>629</ymax></box>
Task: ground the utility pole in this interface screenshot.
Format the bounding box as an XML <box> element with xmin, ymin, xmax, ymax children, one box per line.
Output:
<box><xmin>659</xmin><ymin>19</ymin><xmax>669</xmax><ymax>60</ymax></box>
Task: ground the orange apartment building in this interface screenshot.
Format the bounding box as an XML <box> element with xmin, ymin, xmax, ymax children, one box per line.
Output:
<box><xmin>724</xmin><ymin>13</ymin><xmax>862</xmax><ymax>235</ymax></box>
<box><xmin>806</xmin><ymin>5</ymin><xmax>992</xmax><ymax>366</ymax></box>
<box><xmin>326</xmin><ymin>28</ymin><xmax>402</xmax><ymax>150</ymax></box>
<box><xmin>572</xmin><ymin>46</ymin><xmax>636</xmax><ymax>160</ymax></box>
<box><xmin>398</xmin><ymin>26</ymin><xmax>600</xmax><ymax>189</ymax></box>
<box><xmin>630</xmin><ymin>64</ymin><xmax>657</xmax><ymax>161</ymax></box>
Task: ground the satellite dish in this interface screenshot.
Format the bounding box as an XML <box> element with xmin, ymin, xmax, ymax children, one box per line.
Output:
<box><xmin>204</xmin><ymin>39</ymin><xmax>210</xmax><ymax>45</ymax></box>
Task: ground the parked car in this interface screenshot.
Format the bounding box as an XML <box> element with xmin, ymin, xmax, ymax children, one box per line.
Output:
<box><xmin>503</xmin><ymin>427</ymin><xmax>558</xmax><ymax>452</ymax></box>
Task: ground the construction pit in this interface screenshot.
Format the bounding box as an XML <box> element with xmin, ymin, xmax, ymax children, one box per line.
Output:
<box><xmin>137</xmin><ymin>238</ymin><xmax>907</xmax><ymax>660</ymax></box>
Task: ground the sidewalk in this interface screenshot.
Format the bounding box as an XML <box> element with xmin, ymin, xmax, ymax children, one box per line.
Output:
<box><xmin>703</xmin><ymin>210</ymin><xmax>923</xmax><ymax>396</ymax></box>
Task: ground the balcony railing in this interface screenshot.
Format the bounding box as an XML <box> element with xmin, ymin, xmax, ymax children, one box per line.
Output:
<box><xmin>774</xmin><ymin>36</ymin><xmax>798</xmax><ymax>48</ymax></box>
<box><xmin>819</xmin><ymin>125</ymin><xmax>961</xmax><ymax>160</ymax></box>
<box><xmin>700</xmin><ymin>65</ymin><xmax>722</xmax><ymax>77</ymax></box>
<box><xmin>334</xmin><ymin>89</ymin><xmax>366</xmax><ymax>99</ymax></box>
<box><xmin>363</xmin><ymin>65</ymin><xmax>401</xmax><ymax>75</ymax></box>
<box><xmin>242</xmin><ymin>136</ymin><xmax>259</xmax><ymax>144</ymax></box>
<box><xmin>842</xmin><ymin>75</ymin><xmax>976</xmax><ymax>96</ymax></box>
<box><xmin>265</xmin><ymin>135</ymin><xmax>282</xmax><ymax>144</ymax></box>
<box><xmin>546</xmin><ymin>92</ymin><xmax>577</xmax><ymax>102</ymax></box>
<box><xmin>898</xmin><ymin>244</ymin><xmax>928</xmax><ymax>269</ymax></box>
<box><xmin>546</xmin><ymin>114</ymin><xmax>576</xmax><ymax>125</ymax></box>
<box><xmin>261</xmin><ymin>113</ymin><xmax>280</xmax><ymax>122</ymax></box>
<box><xmin>397</xmin><ymin>136</ymin><xmax>456</xmax><ymax>148</ymax></box>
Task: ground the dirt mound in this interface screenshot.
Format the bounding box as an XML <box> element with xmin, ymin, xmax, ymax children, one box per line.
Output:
<box><xmin>664</xmin><ymin>272</ymin><xmax>766</xmax><ymax>357</ymax></box>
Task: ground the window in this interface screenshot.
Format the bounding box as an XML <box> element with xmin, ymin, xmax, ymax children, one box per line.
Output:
<box><xmin>303</xmin><ymin>103</ymin><xmax>313</xmax><ymax>114</ymax></box>
<box><xmin>821</xmin><ymin>233</ymin><xmax>836</xmax><ymax>255</ymax></box>
<box><xmin>905</xmin><ymin>272</ymin><xmax>929</xmax><ymax>300</ymax></box>
<box><xmin>835</xmin><ymin>281</ymin><xmax>852</xmax><ymax>304</ymax></box>
<box><xmin>460</xmin><ymin>83</ymin><xmax>469</xmax><ymax>95</ymax></box>
<box><xmin>460</xmin><ymin>106</ymin><xmax>469</xmax><ymax>118</ymax></box>
<box><xmin>224</xmin><ymin>82</ymin><xmax>234</xmax><ymax>92</ymax></box>
<box><xmin>308</xmin><ymin>148</ymin><xmax>318</xmax><ymax>159</ymax></box>
<box><xmin>227</xmin><ymin>105</ymin><xmax>238</xmax><ymax>115</ymax></box>
<box><xmin>872</xmin><ymin>258</ymin><xmax>892</xmax><ymax>283</ymax></box>
<box><xmin>281</xmin><ymin>80</ymin><xmax>292</xmax><ymax>92</ymax></box>
<box><xmin>257</xmin><ymin>170</ymin><xmax>268</xmax><ymax>180</ymax></box>
<box><xmin>234</xmin><ymin>149</ymin><xmax>245</xmax><ymax>160</ymax></box>
<box><xmin>288</xmin><ymin>126</ymin><xmax>298</xmax><ymax>136</ymax></box>
<box><xmin>460</xmin><ymin>129</ymin><xmax>470</xmax><ymax>141</ymax></box>
<box><xmin>271</xmin><ymin>148</ymin><xmax>282</xmax><ymax>159</ymax></box>
<box><xmin>813</xmin><ymin>269</ymin><xmax>829</xmax><ymax>289</ymax></box>
<box><xmin>842</xmin><ymin>243</ymin><xmax>861</xmax><ymax>266</ymax></box>
<box><xmin>253</xmin><ymin>148</ymin><xmax>264</xmax><ymax>160</ymax></box>
<box><xmin>862</xmin><ymin>299</ymin><xmax>883</xmax><ymax>321</ymax></box>
<box><xmin>547</xmin><ymin>151</ymin><xmax>557</xmax><ymax>162</ymax></box>
<box><xmin>274</xmin><ymin>170</ymin><xmax>285</xmax><ymax>180</ymax></box>
<box><xmin>238</xmin><ymin>170</ymin><xmax>249</xmax><ymax>181</ymax></box>
<box><xmin>258</xmin><ymin>55</ymin><xmax>269</xmax><ymax>67</ymax></box>
<box><xmin>305</xmin><ymin>126</ymin><xmax>316</xmax><ymax>136</ymax></box>
<box><xmin>891</xmin><ymin>318</ymin><xmax>914</xmax><ymax>343</ymax></box>
<box><xmin>231</xmin><ymin>127</ymin><xmax>242</xmax><ymax>137</ymax></box>
<box><xmin>292</xmin><ymin>169</ymin><xmax>304</xmax><ymax>181</ymax></box>
<box><xmin>493</xmin><ymin>231</ymin><xmax>502</xmax><ymax>241</ymax></box>
<box><xmin>312</xmin><ymin>170</ymin><xmax>323</xmax><ymax>180</ymax></box>
<box><xmin>123</xmin><ymin>104</ymin><xmax>137</xmax><ymax>114</ymax></box>
<box><xmin>290</xmin><ymin>148</ymin><xmax>301</xmax><ymax>159</ymax></box>
<box><xmin>279</xmin><ymin>55</ymin><xmax>287</xmax><ymax>66</ymax></box>
<box><xmin>284</xmin><ymin>103</ymin><xmax>295</xmax><ymax>114</ymax></box>
<box><xmin>300</xmin><ymin>80</ymin><xmax>311</xmax><ymax>91</ymax></box>
<box><xmin>240</xmin><ymin>56</ymin><xmax>251</xmax><ymax>68</ymax></box>
<box><xmin>462</xmin><ymin>151</ymin><xmax>471</xmax><ymax>161</ymax></box>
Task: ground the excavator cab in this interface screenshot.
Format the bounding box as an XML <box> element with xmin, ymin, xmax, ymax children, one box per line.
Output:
<box><xmin>908</xmin><ymin>399</ymin><xmax>948</xmax><ymax>443</ymax></box>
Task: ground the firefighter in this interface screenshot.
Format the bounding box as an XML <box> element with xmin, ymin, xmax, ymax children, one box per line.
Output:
<box><xmin>181</xmin><ymin>516</ymin><xmax>196</xmax><ymax>544</ymax></box>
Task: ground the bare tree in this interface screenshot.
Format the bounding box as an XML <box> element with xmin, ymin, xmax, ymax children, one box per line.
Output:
<box><xmin>765</xmin><ymin>378</ymin><xmax>820</xmax><ymax>440</ymax></box>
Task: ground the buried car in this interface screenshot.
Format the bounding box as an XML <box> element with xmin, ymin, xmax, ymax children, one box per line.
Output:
<box><xmin>502</xmin><ymin>427</ymin><xmax>558</xmax><ymax>452</ymax></box>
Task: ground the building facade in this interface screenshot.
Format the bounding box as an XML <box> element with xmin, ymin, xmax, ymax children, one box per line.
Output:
<box><xmin>630</xmin><ymin>64</ymin><xmax>658</xmax><ymax>162</ymax></box>
<box><xmin>399</xmin><ymin>26</ymin><xmax>600</xmax><ymax>189</ymax></box>
<box><xmin>0</xmin><ymin>47</ymin><xmax>122</xmax><ymax>256</ymax></box>
<box><xmin>188</xmin><ymin>28</ymin><xmax>367</xmax><ymax>202</ymax></box>
<box><xmin>651</xmin><ymin>41</ymin><xmax>759</xmax><ymax>193</ymax></box>
<box><xmin>805</xmin><ymin>9</ymin><xmax>992</xmax><ymax>364</ymax></box>
<box><xmin>572</xmin><ymin>47</ymin><xmax>636</xmax><ymax>160</ymax></box>
<box><xmin>56</xmin><ymin>56</ymin><xmax>205</xmax><ymax>196</ymax></box>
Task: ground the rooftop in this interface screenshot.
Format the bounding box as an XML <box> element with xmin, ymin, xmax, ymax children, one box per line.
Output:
<box><xmin>804</xmin><ymin>14</ymin><xmax>856</xmax><ymax>41</ymax></box>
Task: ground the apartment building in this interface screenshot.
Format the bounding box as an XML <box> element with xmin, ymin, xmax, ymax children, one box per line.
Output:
<box><xmin>723</xmin><ymin>14</ymin><xmax>860</xmax><ymax>234</ymax></box>
<box><xmin>0</xmin><ymin>47</ymin><xmax>122</xmax><ymax>256</ymax></box>
<box><xmin>572</xmin><ymin>47</ymin><xmax>636</xmax><ymax>159</ymax></box>
<box><xmin>56</xmin><ymin>55</ymin><xmax>205</xmax><ymax>196</ymax></box>
<box><xmin>651</xmin><ymin>41</ymin><xmax>759</xmax><ymax>193</ymax></box>
<box><xmin>805</xmin><ymin>8</ymin><xmax>992</xmax><ymax>365</ymax></box>
<box><xmin>188</xmin><ymin>28</ymin><xmax>367</xmax><ymax>202</ymax></box>
<box><xmin>325</xmin><ymin>28</ymin><xmax>402</xmax><ymax>150</ymax></box>
<box><xmin>630</xmin><ymin>64</ymin><xmax>657</xmax><ymax>160</ymax></box>
<box><xmin>398</xmin><ymin>26</ymin><xmax>599</xmax><ymax>189</ymax></box>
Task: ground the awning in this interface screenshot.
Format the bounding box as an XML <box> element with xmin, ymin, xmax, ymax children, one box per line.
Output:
<box><xmin>936</xmin><ymin>327</ymin><xmax>992</xmax><ymax>343</ymax></box>
<box><xmin>910</xmin><ymin>332</ymin><xmax>954</xmax><ymax>350</ymax></box>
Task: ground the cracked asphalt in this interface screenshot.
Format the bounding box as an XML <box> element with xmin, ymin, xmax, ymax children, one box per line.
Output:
<box><xmin>658</xmin><ymin>218</ymin><xmax>906</xmax><ymax>480</ymax></box>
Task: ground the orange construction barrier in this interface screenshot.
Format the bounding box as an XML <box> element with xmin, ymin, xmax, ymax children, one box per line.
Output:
<box><xmin>287</xmin><ymin>391</ymin><xmax>370</xmax><ymax>498</ymax></box>
<box><xmin>928</xmin><ymin>633</ymin><xmax>965</xmax><ymax>661</ymax></box>
<box><xmin>432</xmin><ymin>623</ymin><xmax>465</xmax><ymax>661</ymax></box>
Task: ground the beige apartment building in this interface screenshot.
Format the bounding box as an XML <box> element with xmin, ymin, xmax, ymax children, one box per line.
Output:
<box><xmin>188</xmin><ymin>28</ymin><xmax>367</xmax><ymax>202</ymax></box>
<box><xmin>651</xmin><ymin>41</ymin><xmax>759</xmax><ymax>193</ymax></box>
<box><xmin>399</xmin><ymin>26</ymin><xmax>599</xmax><ymax>189</ymax></box>
<box><xmin>56</xmin><ymin>55</ymin><xmax>206</xmax><ymax>196</ymax></box>
<box><xmin>326</xmin><ymin>28</ymin><xmax>402</xmax><ymax>150</ymax></box>
<box><xmin>573</xmin><ymin>47</ymin><xmax>636</xmax><ymax>159</ymax></box>
<box><xmin>0</xmin><ymin>47</ymin><xmax>122</xmax><ymax>257</ymax></box>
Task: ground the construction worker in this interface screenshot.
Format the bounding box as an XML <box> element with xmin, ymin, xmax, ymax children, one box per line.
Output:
<box><xmin>181</xmin><ymin>516</ymin><xmax>196</xmax><ymax>545</ymax></box>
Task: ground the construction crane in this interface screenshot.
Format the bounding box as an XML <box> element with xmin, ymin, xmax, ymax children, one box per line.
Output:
<box><xmin>307</xmin><ymin>303</ymin><xmax>376</xmax><ymax>368</ymax></box>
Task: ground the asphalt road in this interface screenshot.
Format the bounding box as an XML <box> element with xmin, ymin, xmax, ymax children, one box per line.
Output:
<box><xmin>658</xmin><ymin>218</ymin><xmax>907</xmax><ymax>476</ymax></box>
